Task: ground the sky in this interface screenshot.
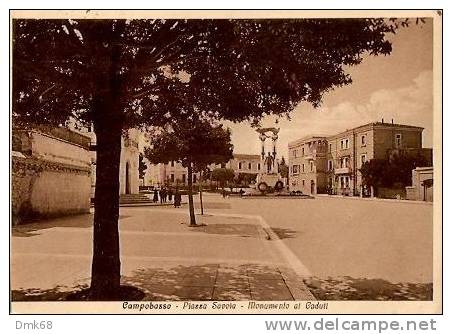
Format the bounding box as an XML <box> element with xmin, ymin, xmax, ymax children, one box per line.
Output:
<box><xmin>225</xmin><ymin>19</ymin><xmax>434</xmax><ymax>159</ymax></box>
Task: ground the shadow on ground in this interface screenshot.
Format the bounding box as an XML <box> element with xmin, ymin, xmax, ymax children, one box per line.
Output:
<box><xmin>12</xmin><ymin>214</ymin><xmax>93</xmax><ymax>238</ymax></box>
<box><xmin>189</xmin><ymin>223</ymin><xmax>261</xmax><ymax>238</ymax></box>
<box><xmin>12</xmin><ymin>263</ymin><xmax>296</xmax><ymax>301</ymax></box>
<box><xmin>194</xmin><ymin>202</ymin><xmax>231</xmax><ymax>209</ymax></box>
<box><xmin>12</xmin><ymin>214</ymin><xmax>133</xmax><ymax>238</ymax></box>
<box><xmin>270</xmin><ymin>227</ymin><xmax>297</xmax><ymax>239</ymax></box>
<box><xmin>304</xmin><ymin>276</ymin><xmax>433</xmax><ymax>301</ymax></box>
<box><xmin>11</xmin><ymin>284</ymin><xmax>90</xmax><ymax>301</ymax></box>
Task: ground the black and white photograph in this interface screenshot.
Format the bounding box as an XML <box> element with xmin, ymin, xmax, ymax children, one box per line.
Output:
<box><xmin>9</xmin><ymin>9</ymin><xmax>442</xmax><ymax>315</ymax></box>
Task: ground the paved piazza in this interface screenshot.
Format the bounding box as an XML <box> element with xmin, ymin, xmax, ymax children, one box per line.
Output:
<box><xmin>11</xmin><ymin>193</ymin><xmax>433</xmax><ymax>301</ymax></box>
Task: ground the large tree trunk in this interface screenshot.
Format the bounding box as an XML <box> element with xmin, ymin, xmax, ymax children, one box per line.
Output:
<box><xmin>187</xmin><ymin>162</ymin><xmax>196</xmax><ymax>226</ymax></box>
<box><xmin>90</xmin><ymin>121</ymin><xmax>122</xmax><ymax>299</ymax></box>
<box><xmin>89</xmin><ymin>44</ymin><xmax>124</xmax><ymax>300</ymax></box>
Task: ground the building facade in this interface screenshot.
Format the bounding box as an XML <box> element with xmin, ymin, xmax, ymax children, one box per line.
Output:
<box><xmin>146</xmin><ymin>153</ymin><xmax>262</xmax><ymax>187</ymax></box>
<box><xmin>406</xmin><ymin>167</ymin><xmax>433</xmax><ymax>202</ymax></box>
<box><xmin>288</xmin><ymin>121</ymin><xmax>429</xmax><ymax>196</ymax></box>
<box><xmin>287</xmin><ymin>136</ymin><xmax>328</xmax><ymax>194</ymax></box>
<box><xmin>145</xmin><ymin>160</ymin><xmax>193</xmax><ymax>187</ymax></box>
<box><xmin>12</xmin><ymin>127</ymin><xmax>92</xmax><ymax>224</ymax></box>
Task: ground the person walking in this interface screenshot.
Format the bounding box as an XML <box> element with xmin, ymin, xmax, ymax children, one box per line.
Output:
<box><xmin>153</xmin><ymin>189</ymin><xmax>158</xmax><ymax>203</ymax></box>
<box><xmin>159</xmin><ymin>188</ymin><xmax>164</xmax><ymax>204</ymax></box>
<box><xmin>174</xmin><ymin>191</ymin><xmax>181</xmax><ymax>208</ymax></box>
<box><xmin>162</xmin><ymin>188</ymin><xmax>167</xmax><ymax>203</ymax></box>
<box><xmin>168</xmin><ymin>188</ymin><xmax>173</xmax><ymax>202</ymax></box>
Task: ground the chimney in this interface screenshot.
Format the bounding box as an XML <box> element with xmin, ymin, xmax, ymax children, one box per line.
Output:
<box><xmin>391</xmin><ymin>119</ymin><xmax>394</xmax><ymax>124</ymax></box>
<box><xmin>381</xmin><ymin>118</ymin><xmax>384</xmax><ymax>124</ymax></box>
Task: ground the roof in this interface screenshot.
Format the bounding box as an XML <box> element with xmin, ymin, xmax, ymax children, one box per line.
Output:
<box><xmin>233</xmin><ymin>153</ymin><xmax>261</xmax><ymax>160</ymax></box>
<box><xmin>288</xmin><ymin>135</ymin><xmax>328</xmax><ymax>148</ymax></box>
<box><xmin>327</xmin><ymin>122</ymin><xmax>424</xmax><ymax>140</ymax></box>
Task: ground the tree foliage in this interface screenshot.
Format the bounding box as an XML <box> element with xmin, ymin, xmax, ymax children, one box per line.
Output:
<box><xmin>360</xmin><ymin>153</ymin><xmax>430</xmax><ymax>189</ymax></box>
<box><xmin>144</xmin><ymin>120</ymin><xmax>233</xmax><ymax>169</ymax></box>
<box><xmin>144</xmin><ymin>119</ymin><xmax>233</xmax><ymax>225</ymax></box>
<box><xmin>138</xmin><ymin>153</ymin><xmax>147</xmax><ymax>180</ymax></box>
<box><xmin>13</xmin><ymin>18</ymin><xmax>405</xmax><ymax>129</ymax></box>
<box><xmin>211</xmin><ymin>168</ymin><xmax>236</xmax><ymax>186</ymax></box>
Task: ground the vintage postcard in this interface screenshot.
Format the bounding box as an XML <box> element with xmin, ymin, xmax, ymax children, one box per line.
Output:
<box><xmin>10</xmin><ymin>9</ymin><xmax>442</xmax><ymax>314</ymax></box>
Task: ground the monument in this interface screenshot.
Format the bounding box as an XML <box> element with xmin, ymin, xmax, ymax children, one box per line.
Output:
<box><xmin>254</xmin><ymin>126</ymin><xmax>285</xmax><ymax>193</ymax></box>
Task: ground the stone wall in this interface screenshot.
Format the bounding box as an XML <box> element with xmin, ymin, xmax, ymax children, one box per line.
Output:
<box><xmin>12</xmin><ymin>156</ymin><xmax>91</xmax><ymax>225</ymax></box>
<box><xmin>11</xmin><ymin>128</ymin><xmax>92</xmax><ymax>225</ymax></box>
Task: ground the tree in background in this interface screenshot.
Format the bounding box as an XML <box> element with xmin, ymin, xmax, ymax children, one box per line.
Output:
<box><xmin>145</xmin><ymin>119</ymin><xmax>233</xmax><ymax>226</ymax></box>
<box><xmin>13</xmin><ymin>17</ymin><xmax>408</xmax><ymax>299</ymax></box>
<box><xmin>360</xmin><ymin>153</ymin><xmax>429</xmax><ymax>194</ymax></box>
<box><xmin>138</xmin><ymin>153</ymin><xmax>147</xmax><ymax>183</ymax></box>
<box><xmin>360</xmin><ymin>159</ymin><xmax>388</xmax><ymax>194</ymax></box>
<box><xmin>211</xmin><ymin>168</ymin><xmax>236</xmax><ymax>195</ymax></box>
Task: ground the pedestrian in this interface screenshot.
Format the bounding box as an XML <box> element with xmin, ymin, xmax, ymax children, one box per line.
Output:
<box><xmin>174</xmin><ymin>191</ymin><xmax>182</xmax><ymax>208</ymax></box>
<box><xmin>153</xmin><ymin>189</ymin><xmax>158</xmax><ymax>203</ymax></box>
<box><xmin>162</xmin><ymin>188</ymin><xmax>167</xmax><ymax>203</ymax></box>
<box><xmin>159</xmin><ymin>188</ymin><xmax>164</xmax><ymax>204</ymax></box>
<box><xmin>168</xmin><ymin>189</ymin><xmax>173</xmax><ymax>202</ymax></box>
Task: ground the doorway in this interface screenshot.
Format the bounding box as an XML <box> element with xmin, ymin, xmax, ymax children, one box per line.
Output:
<box><xmin>310</xmin><ymin>180</ymin><xmax>315</xmax><ymax>195</ymax></box>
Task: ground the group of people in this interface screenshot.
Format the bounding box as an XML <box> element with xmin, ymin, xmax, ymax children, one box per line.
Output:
<box><xmin>152</xmin><ymin>188</ymin><xmax>182</xmax><ymax>208</ymax></box>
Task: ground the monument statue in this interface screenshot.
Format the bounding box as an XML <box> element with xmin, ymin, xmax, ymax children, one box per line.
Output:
<box><xmin>253</xmin><ymin>125</ymin><xmax>286</xmax><ymax>194</ymax></box>
<box><xmin>264</xmin><ymin>152</ymin><xmax>274</xmax><ymax>174</ymax></box>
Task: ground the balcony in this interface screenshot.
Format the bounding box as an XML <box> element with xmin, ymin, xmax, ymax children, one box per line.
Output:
<box><xmin>334</xmin><ymin>167</ymin><xmax>351</xmax><ymax>174</ymax></box>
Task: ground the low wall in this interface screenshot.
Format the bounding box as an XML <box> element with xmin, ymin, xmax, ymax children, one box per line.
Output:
<box><xmin>12</xmin><ymin>156</ymin><xmax>91</xmax><ymax>225</ymax></box>
<box><xmin>377</xmin><ymin>187</ymin><xmax>406</xmax><ymax>200</ymax></box>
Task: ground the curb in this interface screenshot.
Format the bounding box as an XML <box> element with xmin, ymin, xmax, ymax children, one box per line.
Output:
<box><xmin>315</xmin><ymin>194</ymin><xmax>433</xmax><ymax>205</ymax></box>
<box><xmin>119</xmin><ymin>202</ymin><xmax>187</xmax><ymax>207</ymax></box>
<box><xmin>258</xmin><ymin>219</ymin><xmax>316</xmax><ymax>301</ymax></box>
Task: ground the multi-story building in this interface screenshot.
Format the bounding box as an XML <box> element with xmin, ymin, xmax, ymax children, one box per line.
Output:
<box><xmin>289</xmin><ymin>120</ymin><xmax>430</xmax><ymax>196</ymax></box>
<box><xmin>146</xmin><ymin>160</ymin><xmax>197</xmax><ymax>187</ymax></box>
<box><xmin>221</xmin><ymin>154</ymin><xmax>262</xmax><ymax>175</ymax></box>
<box><xmin>146</xmin><ymin>153</ymin><xmax>262</xmax><ymax>187</ymax></box>
<box><xmin>288</xmin><ymin>136</ymin><xmax>328</xmax><ymax>194</ymax></box>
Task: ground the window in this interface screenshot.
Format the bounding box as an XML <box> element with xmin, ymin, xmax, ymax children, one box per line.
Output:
<box><xmin>193</xmin><ymin>174</ymin><xmax>197</xmax><ymax>183</ymax></box>
<box><xmin>302</xmin><ymin>179</ymin><xmax>305</xmax><ymax>187</ymax></box>
<box><xmin>345</xmin><ymin>139</ymin><xmax>349</xmax><ymax>149</ymax></box>
<box><xmin>248</xmin><ymin>162</ymin><xmax>252</xmax><ymax>170</ymax></box>
<box><xmin>340</xmin><ymin>140</ymin><xmax>344</xmax><ymax>149</ymax></box>
<box><xmin>361</xmin><ymin>154</ymin><xmax>367</xmax><ymax>166</ymax></box>
<box><xmin>361</xmin><ymin>135</ymin><xmax>366</xmax><ymax>146</ymax></box>
<box><xmin>171</xmin><ymin>161</ymin><xmax>174</xmax><ymax>167</ymax></box>
<box><xmin>293</xmin><ymin>149</ymin><xmax>297</xmax><ymax>158</ymax></box>
<box><xmin>292</xmin><ymin>165</ymin><xmax>299</xmax><ymax>175</ymax></box>
<box><xmin>328</xmin><ymin>160</ymin><xmax>333</xmax><ymax>171</ymax></box>
<box><xmin>302</xmin><ymin>164</ymin><xmax>305</xmax><ymax>172</ymax></box>
<box><xmin>310</xmin><ymin>161</ymin><xmax>314</xmax><ymax>172</ymax></box>
<box><xmin>329</xmin><ymin>143</ymin><xmax>332</xmax><ymax>152</ymax></box>
<box><xmin>182</xmin><ymin>174</ymin><xmax>186</xmax><ymax>183</ymax></box>
<box><xmin>302</xmin><ymin>147</ymin><xmax>305</xmax><ymax>156</ymax></box>
<box><xmin>340</xmin><ymin>176</ymin><xmax>350</xmax><ymax>188</ymax></box>
<box><xmin>170</xmin><ymin>174</ymin><xmax>175</xmax><ymax>182</ymax></box>
<box><xmin>238</xmin><ymin>162</ymin><xmax>242</xmax><ymax>170</ymax></box>
<box><xmin>341</xmin><ymin>157</ymin><xmax>349</xmax><ymax>168</ymax></box>
<box><xmin>258</xmin><ymin>163</ymin><xmax>261</xmax><ymax>171</ymax></box>
<box><xmin>395</xmin><ymin>134</ymin><xmax>402</xmax><ymax>147</ymax></box>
